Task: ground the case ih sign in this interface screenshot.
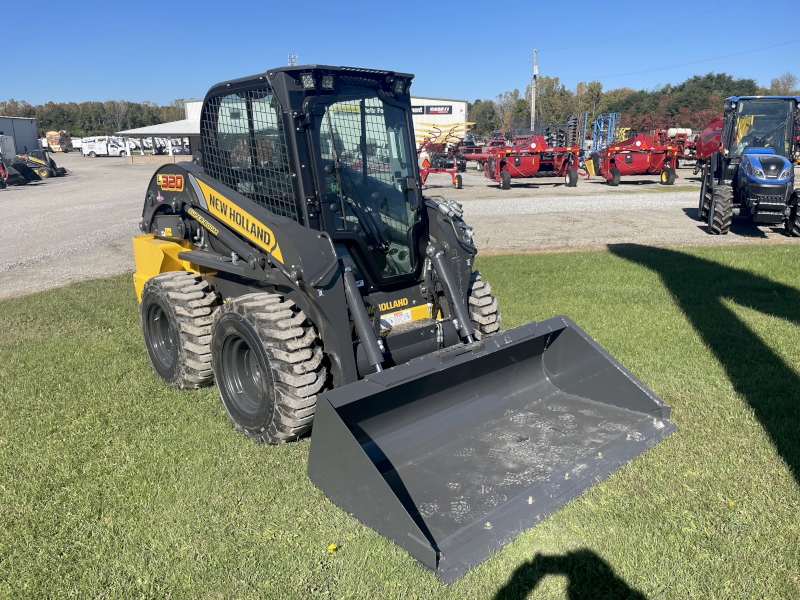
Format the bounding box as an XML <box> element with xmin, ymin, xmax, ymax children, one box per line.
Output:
<box><xmin>411</xmin><ymin>105</ymin><xmax>453</xmax><ymax>115</ymax></box>
<box><xmin>426</xmin><ymin>105</ymin><xmax>452</xmax><ymax>115</ymax></box>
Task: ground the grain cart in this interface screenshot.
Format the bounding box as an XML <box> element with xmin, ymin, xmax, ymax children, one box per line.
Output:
<box><xmin>695</xmin><ymin>96</ymin><xmax>800</xmax><ymax>235</ymax></box>
<box><xmin>485</xmin><ymin>134</ymin><xmax>581</xmax><ymax>189</ymax></box>
<box><xmin>589</xmin><ymin>133</ymin><xmax>679</xmax><ymax>186</ymax></box>
<box><xmin>131</xmin><ymin>65</ymin><xmax>675</xmax><ymax>582</ymax></box>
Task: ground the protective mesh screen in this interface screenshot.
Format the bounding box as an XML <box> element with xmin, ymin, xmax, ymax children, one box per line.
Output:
<box><xmin>201</xmin><ymin>89</ymin><xmax>298</xmax><ymax>221</ymax></box>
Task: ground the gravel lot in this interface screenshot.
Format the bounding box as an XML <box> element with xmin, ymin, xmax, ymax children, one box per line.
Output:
<box><xmin>1</xmin><ymin>153</ymin><xmax>797</xmax><ymax>299</ymax></box>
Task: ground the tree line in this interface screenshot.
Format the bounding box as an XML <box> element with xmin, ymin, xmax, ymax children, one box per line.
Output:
<box><xmin>468</xmin><ymin>72</ymin><xmax>799</xmax><ymax>135</ymax></box>
<box><xmin>0</xmin><ymin>99</ymin><xmax>186</xmax><ymax>137</ymax></box>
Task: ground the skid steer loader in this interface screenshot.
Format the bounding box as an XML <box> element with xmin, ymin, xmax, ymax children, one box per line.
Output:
<box><xmin>132</xmin><ymin>65</ymin><xmax>675</xmax><ymax>582</ymax></box>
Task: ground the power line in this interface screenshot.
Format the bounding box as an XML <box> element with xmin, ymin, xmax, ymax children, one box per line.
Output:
<box><xmin>540</xmin><ymin>0</ymin><xmax>741</xmax><ymax>52</ymax></box>
<box><xmin>558</xmin><ymin>37</ymin><xmax>800</xmax><ymax>83</ymax></box>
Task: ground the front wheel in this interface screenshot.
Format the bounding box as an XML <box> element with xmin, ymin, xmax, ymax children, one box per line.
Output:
<box><xmin>660</xmin><ymin>168</ymin><xmax>676</xmax><ymax>185</ymax></box>
<box><xmin>708</xmin><ymin>185</ymin><xmax>733</xmax><ymax>235</ymax></box>
<box><xmin>500</xmin><ymin>170</ymin><xmax>511</xmax><ymax>190</ymax></box>
<box><xmin>565</xmin><ymin>167</ymin><xmax>578</xmax><ymax>187</ymax></box>
<box><xmin>89</xmin><ymin>151</ymin><xmax>96</xmax><ymax>158</ymax></box>
<box><xmin>467</xmin><ymin>272</ymin><xmax>501</xmax><ymax>340</ymax></box>
<box><xmin>785</xmin><ymin>195</ymin><xmax>800</xmax><ymax>237</ymax></box>
<box><xmin>211</xmin><ymin>293</ymin><xmax>327</xmax><ymax>444</ymax></box>
<box><xmin>607</xmin><ymin>167</ymin><xmax>621</xmax><ymax>186</ymax></box>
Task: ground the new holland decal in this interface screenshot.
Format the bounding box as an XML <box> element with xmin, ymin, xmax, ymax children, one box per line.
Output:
<box><xmin>195</xmin><ymin>179</ymin><xmax>283</xmax><ymax>263</ymax></box>
<box><xmin>157</xmin><ymin>173</ymin><xmax>184</xmax><ymax>192</ymax></box>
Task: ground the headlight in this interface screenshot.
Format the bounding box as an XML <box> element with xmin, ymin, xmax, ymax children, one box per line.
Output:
<box><xmin>753</xmin><ymin>167</ymin><xmax>765</xmax><ymax>179</ymax></box>
<box><xmin>300</xmin><ymin>73</ymin><xmax>316</xmax><ymax>90</ymax></box>
<box><xmin>779</xmin><ymin>168</ymin><xmax>792</xmax><ymax>179</ymax></box>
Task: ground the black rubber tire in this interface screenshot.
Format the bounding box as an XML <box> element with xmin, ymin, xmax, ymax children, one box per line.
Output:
<box><xmin>500</xmin><ymin>170</ymin><xmax>511</xmax><ymax>190</ymax></box>
<box><xmin>39</xmin><ymin>169</ymin><xmax>52</xmax><ymax>179</ymax></box>
<box><xmin>140</xmin><ymin>271</ymin><xmax>220</xmax><ymax>389</ymax></box>
<box><xmin>708</xmin><ymin>185</ymin><xmax>733</xmax><ymax>235</ymax></box>
<box><xmin>785</xmin><ymin>195</ymin><xmax>800</xmax><ymax>237</ymax></box>
<box><xmin>467</xmin><ymin>272</ymin><xmax>501</xmax><ymax>340</ymax></box>
<box><xmin>608</xmin><ymin>167</ymin><xmax>621</xmax><ymax>186</ymax></box>
<box><xmin>89</xmin><ymin>151</ymin><xmax>96</xmax><ymax>158</ymax></box>
<box><xmin>211</xmin><ymin>293</ymin><xmax>327</xmax><ymax>444</ymax></box>
<box><xmin>454</xmin><ymin>174</ymin><xmax>462</xmax><ymax>189</ymax></box>
<box><xmin>476</xmin><ymin>161</ymin><xmax>484</xmax><ymax>171</ymax></box>
<box><xmin>592</xmin><ymin>154</ymin><xmax>601</xmax><ymax>176</ymax></box>
<box><xmin>660</xmin><ymin>168</ymin><xmax>676</xmax><ymax>185</ymax></box>
<box><xmin>565</xmin><ymin>167</ymin><xmax>578</xmax><ymax>187</ymax></box>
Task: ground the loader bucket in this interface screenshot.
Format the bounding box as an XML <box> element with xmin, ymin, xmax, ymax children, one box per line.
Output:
<box><xmin>307</xmin><ymin>316</ymin><xmax>675</xmax><ymax>582</ymax></box>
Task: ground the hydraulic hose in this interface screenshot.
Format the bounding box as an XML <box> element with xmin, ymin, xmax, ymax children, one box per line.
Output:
<box><xmin>428</xmin><ymin>245</ymin><xmax>475</xmax><ymax>343</ymax></box>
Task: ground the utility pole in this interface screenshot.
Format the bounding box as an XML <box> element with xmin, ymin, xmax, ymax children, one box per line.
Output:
<box><xmin>529</xmin><ymin>48</ymin><xmax>538</xmax><ymax>132</ymax></box>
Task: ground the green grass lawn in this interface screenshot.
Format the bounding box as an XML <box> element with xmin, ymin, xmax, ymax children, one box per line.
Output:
<box><xmin>1</xmin><ymin>245</ymin><xmax>799</xmax><ymax>599</ymax></box>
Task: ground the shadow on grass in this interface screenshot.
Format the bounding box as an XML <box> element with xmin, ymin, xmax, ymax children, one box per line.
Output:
<box><xmin>493</xmin><ymin>549</ymin><xmax>647</xmax><ymax>600</ymax></box>
<box><xmin>609</xmin><ymin>244</ymin><xmax>800</xmax><ymax>483</ymax></box>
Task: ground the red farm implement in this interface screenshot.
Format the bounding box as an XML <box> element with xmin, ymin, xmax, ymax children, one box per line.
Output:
<box><xmin>416</xmin><ymin>122</ymin><xmax>472</xmax><ymax>188</ymax></box>
<box><xmin>481</xmin><ymin>134</ymin><xmax>581</xmax><ymax>189</ymax></box>
<box><xmin>589</xmin><ymin>132</ymin><xmax>679</xmax><ymax>186</ymax></box>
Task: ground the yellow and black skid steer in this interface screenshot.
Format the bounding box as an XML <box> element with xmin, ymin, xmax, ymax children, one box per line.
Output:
<box><xmin>132</xmin><ymin>65</ymin><xmax>675</xmax><ymax>582</ymax></box>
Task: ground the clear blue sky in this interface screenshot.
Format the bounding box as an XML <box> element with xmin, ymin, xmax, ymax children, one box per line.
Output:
<box><xmin>8</xmin><ymin>0</ymin><xmax>800</xmax><ymax>105</ymax></box>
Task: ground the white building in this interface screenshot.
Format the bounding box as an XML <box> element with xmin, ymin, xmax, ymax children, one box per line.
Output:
<box><xmin>0</xmin><ymin>116</ymin><xmax>39</xmax><ymax>157</ymax></box>
<box><xmin>410</xmin><ymin>96</ymin><xmax>469</xmax><ymax>131</ymax></box>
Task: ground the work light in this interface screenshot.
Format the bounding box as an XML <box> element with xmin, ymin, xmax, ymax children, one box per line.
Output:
<box><xmin>393</xmin><ymin>78</ymin><xmax>406</xmax><ymax>94</ymax></box>
<box><xmin>321</xmin><ymin>75</ymin><xmax>335</xmax><ymax>90</ymax></box>
<box><xmin>300</xmin><ymin>73</ymin><xmax>316</xmax><ymax>90</ymax></box>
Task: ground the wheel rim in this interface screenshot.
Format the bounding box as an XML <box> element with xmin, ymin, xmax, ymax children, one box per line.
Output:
<box><xmin>661</xmin><ymin>171</ymin><xmax>668</xmax><ymax>183</ymax></box>
<box><xmin>221</xmin><ymin>334</ymin><xmax>264</xmax><ymax>416</ymax></box>
<box><xmin>147</xmin><ymin>303</ymin><xmax>176</xmax><ymax>369</ymax></box>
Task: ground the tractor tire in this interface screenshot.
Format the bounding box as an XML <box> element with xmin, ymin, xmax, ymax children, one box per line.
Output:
<box><xmin>211</xmin><ymin>292</ymin><xmax>327</xmax><ymax>444</ymax></box>
<box><xmin>785</xmin><ymin>194</ymin><xmax>800</xmax><ymax>237</ymax></box>
<box><xmin>698</xmin><ymin>170</ymin><xmax>711</xmax><ymax>221</ymax></box>
<box><xmin>467</xmin><ymin>271</ymin><xmax>501</xmax><ymax>340</ymax></box>
<box><xmin>592</xmin><ymin>154</ymin><xmax>601</xmax><ymax>176</ymax></box>
<box><xmin>660</xmin><ymin>168</ymin><xmax>676</xmax><ymax>185</ymax></box>
<box><xmin>708</xmin><ymin>185</ymin><xmax>733</xmax><ymax>235</ymax></box>
<box><xmin>500</xmin><ymin>170</ymin><xmax>511</xmax><ymax>190</ymax></box>
<box><xmin>454</xmin><ymin>174</ymin><xmax>463</xmax><ymax>189</ymax></box>
<box><xmin>140</xmin><ymin>271</ymin><xmax>220</xmax><ymax>389</ymax></box>
<box><xmin>608</xmin><ymin>167</ymin><xmax>621</xmax><ymax>186</ymax></box>
<box><xmin>565</xmin><ymin>167</ymin><xmax>578</xmax><ymax>187</ymax></box>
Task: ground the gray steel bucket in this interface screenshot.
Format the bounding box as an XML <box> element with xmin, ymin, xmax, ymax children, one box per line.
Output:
<box><xmin>307</xmin><ymin>316</ymin><xmax>675</xmax><ymax>582</ymax></box>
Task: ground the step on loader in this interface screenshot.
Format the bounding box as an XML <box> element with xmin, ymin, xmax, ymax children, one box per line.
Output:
<box><xmin>132</xmin><ymin>65</ymin><xmax>675</xmax><ymax>582</ymax></box>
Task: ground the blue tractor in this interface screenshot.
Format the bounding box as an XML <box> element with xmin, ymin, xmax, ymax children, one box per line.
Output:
<box><xmin>697</xmin><ymin>96</ymin><xmax>800</xmax><ymax>235</ymax></box>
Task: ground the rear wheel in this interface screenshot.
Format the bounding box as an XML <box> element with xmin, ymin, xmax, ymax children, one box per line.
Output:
<box><xmin>660</xmin><ymin>168</ymin><xmax>676</xmax><ymax>185</ymax></box>
<box><xmin>500</xmin><ymin>170</ymin><xmax>511</xmax><ymax>190</ymax></box>
<box><xmin>140</xmin><ymin>271</ymin><xmax>219</xmax><ymax>388</ymax></box>
<box><xmin>708</xmin><ymin>185</ymin><xmax>733</xmax><ymax>235</ymax></box>
<box><xmin>607</xmin><ymin>167</ymin><xmax>620</xmax><ymax>186</ymax></box>
<box><xmin>454</xmin><ymin>174</ymin><xmax>462</xmax><ymax>189</ymax></box>
<box><xmin>565</xmin><ymin>167</ymin><xmax>578</xmax><ymax>187</ymax></box>
<box><xmin>467</xmin><ymin>272</ymin><xmax>501</xmax><ymax>340</ymax></box>
<box><xmin>211</xmin><ymin>293</ymin><xmax>327</xmax><ymax>444</ymax></box>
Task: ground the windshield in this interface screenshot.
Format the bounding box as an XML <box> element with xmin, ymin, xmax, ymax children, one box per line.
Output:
<box><xmin>731</xmin><ymin>99</ymin><xmax>794</xmax><ymax>158</ymax></box>
<box><xmin>313</xmin><ymin>88</ymin><xmax>418</xmax><ymax>280</ymax></box>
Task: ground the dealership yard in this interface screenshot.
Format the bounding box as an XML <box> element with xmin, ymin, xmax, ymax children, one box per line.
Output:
<box><xmin>1</xmin><ymin>153</ymin><xmax>798</xmax><ymax>299</ymax></box>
